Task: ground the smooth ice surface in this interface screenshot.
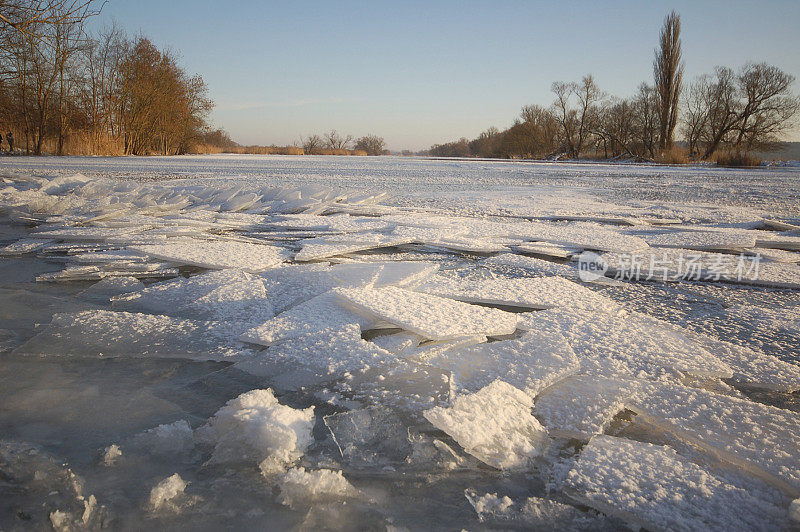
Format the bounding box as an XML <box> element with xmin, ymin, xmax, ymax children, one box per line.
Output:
<box><xmin>565</xmin><ymin>435</ymin><xmax>790</xmax><ymax>532</ymax></box>
<box><xmin>519</xmin><ymin>308</ymin><xmax>732</xmax><ymax>381</ymax></box>
<box><xmin>195</xmin><ymin>389</ymin><xmax>314</xmax><ymax>473</ymax></box>
<box><xmin>131</xmin><ymin>239</ymin><xmax>288</xmax><ymax>272</ymax></box>
<box><xmin>417</xmin><ymin>274</ymin><xmax>619</xmax><ymax>312</ymax></box>
<box><xmin>628</xmin><ymin>383</ymin><xmax>800</xmax><ymax>496</ymax></box>
<box><xmin>423</xmin><ymin>380</ymin><xmax>549</xmax><ymax>469</ymax></box>
<box><xmin>333</xmin><ymin>285</ymin><xmax>520</xmax><ymax>340</ymax></box>
<box><xmin>422</xmin><ymin>329</ymin><xmax>580</xmax><ymax>397</ymax></box>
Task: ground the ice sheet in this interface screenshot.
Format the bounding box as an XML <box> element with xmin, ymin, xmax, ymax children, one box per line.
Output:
<box><xmin>423</xmin><ymin>380</ymin><xmax>549</xmax><ymax>470</ymax></box>
<box><xmin>417</xmin><ymin>274</ymin><xmax>618</xmax><ymax>312</ymax></box>
<box><xmin>565</xmin><ymin>435</ymin><xmax>790</xmax><ymax>532</ymax></box>
<box><xmin>422</xmin><ymin>329</ymin><xmax>580</xmax><ymax>397</ymax></box>
<box><xmin>628</xmin><ymin>383</ymin><xmax>800</xmax><ymax>496</ymax></box>
<box><xmin>131</xmin><ymin>239</ymin><xmax>288</xmax><ymax>272</ymax></box>
<box><xmin>333</xmin><ymin>285</ymin><xmax>520</xmax><ymax>341</ymax></box>
<box><xmin>518</xmin><ymin>308</ymin><xmax>733</xmax><ymax>381</ymax></box>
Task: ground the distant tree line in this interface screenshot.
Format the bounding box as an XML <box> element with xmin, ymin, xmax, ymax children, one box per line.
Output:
<box><xmin>0</xmin><ymin>0</ymin><xmax>213</xmax><ymax>155</ymax></box>
<box><xmin>429</xmin><ymin>12</ymin><xmax>799</xmax><ymax>163</ymax></box>
<box><xmin>299</xmin><ymin>131</ymin><xmax>387</xmax><ymax>155</ymax></box>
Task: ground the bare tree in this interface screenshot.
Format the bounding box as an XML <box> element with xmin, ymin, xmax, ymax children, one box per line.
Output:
<box><xmin>302</xmin><ymin>134</ymin><xmax>322</xmax><ymax>154</ymax></box>
<box><xmin>323</xmin><ymin>129</ymin><xmax>352</xmax><ymax>150</ymax></box>
<box><xmin>0</xmin><ymin>0</ymin><xmax>101</xmax><ymax>39</ymax></box>
<box><xmin>551</xmin><ymin>76</ymin><xmax>601</xmax><ymax>158</ymax></box>
<box><xmin>653</xmin><ymin>10</ymin><xmax>684</xmax><ymax>151</ymax></box>
<box><xmin>354</xmin><ymin>134</ymin><xmax>385</xmax><ymax>156</ymax></box>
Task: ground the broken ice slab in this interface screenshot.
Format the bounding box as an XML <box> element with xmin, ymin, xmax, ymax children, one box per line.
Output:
<box><xmin>241</xmin><ymin>324</ymin><xmax>395</xmax><ymax>379</ymax></box>
<box><xmin>323</xmin><ymin>407</ymin><xmax>413</xmax><ymax>467</ymax></box>
<box><xmin>130</xmin><ymin>239</ymin><xmax>289</xmax><ymax>273</ymax></box>
<box><xmin>36</xmin><ymin>264</ymin><xmax>179</xmax><ymax>282</ymax></box>
<box><xmin>423</xmin><ymin>380</ymin><xmax>549</xmax><ymax>470</ymax></box>
<box><xmin>514</xmin><ymin>241</ymin><xmax>580</xmax><ymax>258</ymax></box>
<box><xmin>643</xmin><ymin>229</ymin><xmax>757</xmax><ymax>251</ymax></box>
<box><xmin>533</xmin><ymin>376</ymin><xmax>641</xmax><ymax>440</ymax></box>
<box><xmin>33</xmin><ymin>226</ymin><xmax>143</xmax><ymax>241</ymax></box>
<box><xmin>518</xmin><ymin>308</ymin><xmax>732</xmax><ymax>381</ymax></box>
<box><xmin>564</xmin><ymin>435</ymin><xmax>791</xmax><ymax>532</ymax></box>
<box><xmin>744</xmin><ymin>247</ymin><xmax>800</xmax><ymax>264</ymax></box>
<box><xmin>267</xmin><ymin>213</ymin><xmax>393</xmax><ymax>234</ymax></box>
<box><xmin>482</xmin><ymin>253</ymin><xmax>581</xmax><ymax>279</ymax></box>
<box><xmin>422</xmin><ymin>329</ymin><xmax>579</xmax><ymax>398</ymax></box>
<box><xmin>402</xmin><ymin>334</ymin><xmax>488</xmax><ymax>361</ymax></box>
<box><xmin>416</xmin><ymin>274</ymin><xmax>619</xmax><ymax>313</ymax></box>
<box><xmin>113</xmin><ymin>269</ymin><xmax>254</xmax><ymax>314</ymax></box>
<box><xmin>368</xmin><ymin>331</ymin><xmax>422</xmax><ymax>353</ymax></box>
<box><xmin>0</xmin><ymin>237</ymin><xmax>54</xmax><ymax>255</ymax></box>
<box><xmin>293</xmin><ymin>234</ymin><xmax>415</xmax><ymax>262</ymax></box>
<box><xmin>77</xmin><ymin>276</ymin><xmax>145</xmax><ymax>300</ymax></box>
<box><xmin>516</xmin><ymin>222</ymin><xmax>650</xmax><ymax>253</ymax></box>
<box><xmin>240</xmin><ymin>291</ymin><xmax>376</xmax><ymax>346</ymax></box>
<box><xmin>12</xmin><ymin>310</ymin><xmax>246</xmax><ymax>359</ymax></box>
<box><xmin>465</xmin><ymin>490</ymin><xmax>615</xmax><ymax>529</ymax></box>
<box><xmin>627</xmin><ymin>383</ymin><xmax>800</xmax><ymax>497</ymax></box>
<box><xmin>761</xmin><ymin>219</ymin><xmax>800</xmax><ymax>232</ymax></box>
<box><xmin>756</xmin><ymin>234</ymin><xmax>800</xmax><ymax>251</ymax></box>
<box><xmin>631</xmin><ymin>311</ymin><xmax>800</xmax><ymax>392</ymax></box>
<box><xmin>333</xmin><ymin>285</ymin><xmax>520</xmax><ymax>341</ymax></box>
<box><xmin>603</xmin><ymin>247</ymin><xmax>800</xmax><ymax>289</ymax></box>
<box><xmin>341</xmin><ymin>359</ymin><xmax>454</xmax><ymax>414</ymax></box>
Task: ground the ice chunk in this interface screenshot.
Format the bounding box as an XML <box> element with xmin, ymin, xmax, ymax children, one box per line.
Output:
<box><xmin>423</xmin><ymin>380</ymin><xmax>549</xmax><ymax>469</ymax></box>
<box><xmin>465</xmin><ymin>490</ymin><xmax>610</xmax><ymax>529</ymax></box>
<box><xmin>422</xmin><ymin>329</ymin><xmax>580</xmax><ymax>397</ymax></box>
<box><xmin>518</xmin><ymin>308</ymin><xmax>732</xmax><ymax>381</ymax></box>
<box><xmin>333</xmin><ymin>285</ymin><xmax>520</xmax><ymax>341</ymax></box>
<box><xmin>791</xmin><ymin>499</ymin><xmax>800</xmax><ymax>523</ymax></box>
<box><xmin>240</xmin><ymin>292</ymin><xmax>375</xmax><ymax>346</ymax></box>
<box><xmin>324</xmin><ymin>407</ymin><xmax>413</xmax><ymax>467</ymax></box>
<box><xmin>627</xmin><ymin>383</ymin><xmax>800</xmax><ymax>497</ymax></box>
<box><xmin>196</xmin><ymin>389</ymin><xmax>314</xmax><ymax>473</ymax></box>
<box><xmin>465</xmin><ymin>490</ymin><xmax>513</xmax><ymax>520</ymax></box>
<box><xmin>131</xmin><ymin>420</ymin><xmax>194</xmax><ymax>454</ymax></box>
<box><xmin>533</xmin><ymin>376</ymin><xmax>641</xmax><ymax>440</ymax></box>
<box><xmin>756</xmin><ymin>234</ymin><xmax>800</xmax><ymax>251</ymax></box>
<box><xmin>402</xmin><ymin>335</ymin><xmax>488</xmax><ymax>361</ymax></box>
<box><xmin>417</xmin><ymin>274</ymin><xmax>618</xmax><ymax>312</ymax></box>
<box><xmin>276</xmin><ymin>467</ymin><xmax>360</xmax><ymax>508</ymax></box>
<box><xmin>148</xmin><ymin>473</ymin><xmax>187</xmax><ymax>513</ymax></box>
<box><xmin>565</xmin><ymin>435</ymin><xmax>791</xmax><ymax>531</ymax></box>
<box><xmin>515</xmin><ymin>221</ymin><xmax>650</xmax><ymax>253</ymax></box>
<box><xmin>101</xmin><ymin>444</ymin><xmax>123</xmax><ymax>466</ymax></box>
<box><xmin>131</xmin><ymin>239</ymin><xmax>288</xmax><ymax>272</ymax></box>
<box><xmin>13</xmin><ymin>310</ymin><xmax>243</xmax><ymax>359</ymax></box>
<box><xmin>78</xmin><ymin>276</ymin><xmax>145</xmax><ymax>299</ymax></box>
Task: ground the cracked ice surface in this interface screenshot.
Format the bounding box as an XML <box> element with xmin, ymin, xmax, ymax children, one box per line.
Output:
<box><xmin>2</xmin><ymin>158</ymin><xmax>800</xmax><ymax>529</ymax></box>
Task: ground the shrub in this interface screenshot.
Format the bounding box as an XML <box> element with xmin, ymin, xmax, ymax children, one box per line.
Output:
<box><xmin>713</xmin><ymin>150</ymin><xmax>762</xmax><ymax>167</ymax></box>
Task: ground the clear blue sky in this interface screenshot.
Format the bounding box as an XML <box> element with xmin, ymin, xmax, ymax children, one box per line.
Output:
<box><xmin>91</xmin><ymin>0</ymin><xmax>800</xmax><ymax>151</ymax></box>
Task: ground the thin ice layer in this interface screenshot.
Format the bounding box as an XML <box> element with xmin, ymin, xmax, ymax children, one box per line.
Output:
<box><xmin>294</xmin><ymin>234</ymin><xmax>413</xmax><ymax>261</ymax></box>
<box><xmin>628</xmin><ymin>383</ymin><xmax>800</xmax><ymax>497</ymax></box>
<box><xmin>483</xmin><ymin>253</ymin><xmax>580</xmax><ymax>279</ymax></box>
<box><xmin>423</xmin><ymin>380</ymin><xmax>549</xmax><ymax>469</ymax></box>
<box><xmin>518</xmin><ymin>308</ymin><xmax>732</xmax><ymax>381</ymax></box>
<box><xmin>131</xmin><ymin>239</ymin><xmax>288</xmax><ymax>272</ymax></box>
<box><xmin>565</xmin><ymin>435</ymin><xmax>790</xmax><ymax>532</ymax></box>
<box><xmin>533</xmin><ymin>376</ymin><xmax>641</xmax><ymax>440</ymax></box>
<box><xmin>333</xmin><ymin>286</ymin><xmax>520</xmax><ymax>341</ymax></box>
<box><xmin>240</xmin><ymin>291</ymin><xmax>375</xmax><ymax>346</ymax></box>
<box><xmin>422</xmin><ymin>329</ymin><xmax>580</xmax><ymax>397</ymax></box>
<box><xmin>417</xmin><ymin>274</ymin><xmax>618</xmax><ymax>312</ymax></box>
<box><xmin>643</xmin><ymin>230</ymin><xmax>757</xmax><ymax>250</ymax></box>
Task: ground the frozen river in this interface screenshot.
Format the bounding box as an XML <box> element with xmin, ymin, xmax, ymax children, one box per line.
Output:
<box><xmin>1</xmin><ymin>155</ymin><xmax>799</xmax><ymax>530</ymax></box>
